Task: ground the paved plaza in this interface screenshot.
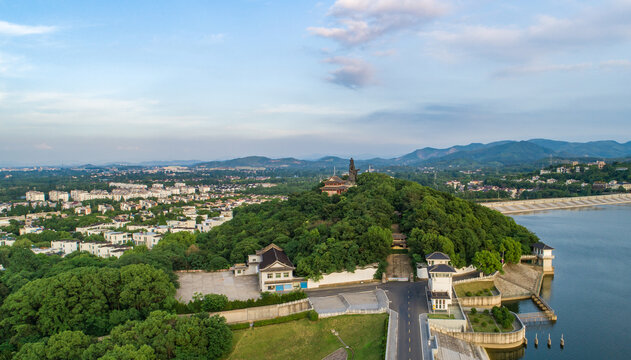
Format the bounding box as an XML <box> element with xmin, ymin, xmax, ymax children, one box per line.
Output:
<box><xmin>176</xmin><ymin>271</ymin><xmax>260</xmax><ymax>302</ymax></box>
<box><xmin>309</xmin><ymin>289</ymin><xmax>388</xmax><ymax>316</ymax></box>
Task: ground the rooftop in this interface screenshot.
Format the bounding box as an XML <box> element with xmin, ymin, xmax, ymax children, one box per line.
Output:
<box><xmin>426</xmin><ymin>251</ymin><xmax>450</xmax><ymax>260</ymax></box>
<box><xmin>532</xmin><ymin>242</ymin><xmax>554</xmax><ymax>250</ymax></box>
<box><xmin>428</xmin><ymin>264</ymin><xmax>456</xmax><ymax>273</ymax></box>
<box><xmin>259</xmin><ymin>244</ymin><xmax>294</xmax><ymax>270</ymax></box>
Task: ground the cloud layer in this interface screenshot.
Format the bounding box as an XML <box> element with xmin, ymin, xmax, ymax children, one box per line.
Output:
<box><xmin>324</xmin><ymin>56</ymin><xmax>374</xmax><ymax>88</ymax></box>
<box><xmin>309</xmin><ymin>0</ymin><xmax>449</xmax><ymax>46</ymax></box>
<box><xmin>0</xmin><ymin>20</ymin><xmax>56</xmax><ymax>36</ymax></box>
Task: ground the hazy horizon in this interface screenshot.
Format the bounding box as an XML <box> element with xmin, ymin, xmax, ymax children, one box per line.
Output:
<box><xmin>2</xmin><ymin>1</ymin><xmax>631</xmax><ymax>165</ymax></box>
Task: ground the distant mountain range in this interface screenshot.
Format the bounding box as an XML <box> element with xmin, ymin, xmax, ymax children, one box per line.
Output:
<box><xmin>191</xmin><ymin>139</ymin><xmax>631</xmax><ymax>170</ymax></box>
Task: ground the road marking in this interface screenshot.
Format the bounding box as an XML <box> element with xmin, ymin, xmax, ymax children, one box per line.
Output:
<box><xmin>409</xmin><ymin>346</ymin><xmax>411</xmax><ymax>352</ymax></box>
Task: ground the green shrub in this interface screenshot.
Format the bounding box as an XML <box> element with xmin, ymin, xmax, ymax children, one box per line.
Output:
<box><xmin>465</xmin><ymin>291</ymin><xmax>472</xmax><ymax>297</ymax></box>
<box><xmin>483</xmin><ymin>309</ymin><xmax>490</xmax><ymax>315</ymax></box>
<box><xmin>472</xmin><ymin>317</ymin><xmax>479</xmax><ymax>324</ymax></box>
<box><xmin>493</xmin><ymin>327</ymin><xmax>499</xmax><ymax>333</ymax></box>
<box><xmin>177</xmin><ymin>291</ymin><xmax>308</xmax><ymax>314</ymax></box>
<box><xmin>201</xmin><ymin>294</ymin><xmax>228</xmax><ymax>312</ymax></box>
<box><xmin>481</xmin><ymin>321</ymin><xmax>487</xmax><ymax>326</ymax></box>
<box><xmin>470</xmin><ymin>308</ymin><xmax>477</xmax><ymax>315</ymax></box>
<box><xmin>307</xmin><ymin>310</ymin><xmax>319</xmax><ymax>321</ymax></box>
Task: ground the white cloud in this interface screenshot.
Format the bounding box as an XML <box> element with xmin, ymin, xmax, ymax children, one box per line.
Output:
<box><xmin>323</xmin><ymin>56</ymin><xmax>375</xmax><ymax>88</ymax></box>
<box><xmin>309</xmin><ymin>0</ymin><xmax>450</xmax><ymax>46</ymax></box>
<box><xmin>0</xmin><ymin>20</ymin><xmax>56</xmax><ymax>36</ymax></box>
<box><xmin>257</xmin><ymin>104</ymin><xmax>352</xmax><ymax>116</ymax></box>
<box><xmin>495</xmin><ymin>63</ymin><xmax>592</xmax><ymax>78</ymax></box>
<box><xmin>424</xmin><ymin>2</ymin><xmax>631</xmax><ymax>62</ymax></box>
<box><xmin>600</xmin><ymin>59</ymin><xmax>631</xmax><ymax>68</ymax></box>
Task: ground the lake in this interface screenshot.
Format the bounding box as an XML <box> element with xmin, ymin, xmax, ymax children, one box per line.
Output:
<box><xmin>488</xmin><ymin>204</ymin><xmax>631</xmax><ymax>360</ymax></box>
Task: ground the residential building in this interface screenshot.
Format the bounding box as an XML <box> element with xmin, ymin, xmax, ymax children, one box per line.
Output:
<box><xmin>74</xmin><ymin>206</ymin><xmax>92</xmax><ymax>215</ymax></box>
<box><xmin>51</xmin><ymin>239</ymin><xmax>80</xmax><ymax>256</ymax></box>
<box><xmin>104</xmin><ymin>231</ymin><xmax>131</xmax><ymax>245</ymax></box>
<box><xmin>233</xmin><ymin>243</ymin><xmax>307</xmax><ymax>292</ymax></box>
<box><xmin>26</xmin><ymin>191</ymin><xmax>46</xmax><ymax>202</ymax></box>
<box><xmin>132</xmin><ymin>232</ymin><xmax>162</xmax><ymax>249</ymax></box>
<box><xmin>19</xmin><ymin>226</ymin><xmax>43</xmax><ymax>235</ymax></box>
<box><xmin>49</xmin><ymin>191</ymin><xmax>69</xmax><ymax>202</ymax></box>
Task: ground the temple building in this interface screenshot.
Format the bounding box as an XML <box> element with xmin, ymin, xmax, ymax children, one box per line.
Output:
<box><xmin>321</xmin><ymin>158</ymin><xmax>359</xmax><ymax>196</ymax></box>
<box><xmin>426</xmin><ymin>252</ymin><xmax>456</xmax><ymax>311</ymax></box>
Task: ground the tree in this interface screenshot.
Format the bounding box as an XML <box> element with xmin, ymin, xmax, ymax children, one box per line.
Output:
<box><xmin>45</xmin><ymin>330</ymin><xmax>92</xmax><ymax>360</ymax></box>
<box><xmin>501</xmin><ymin>237</ymin><xmax>522</xmax><ymax>264</ymax></box>
<box><xmin>201</xmin><ymin>294</ymin><xmax>228</xmax><ymax>312</ymax></box>
<box><xmin>473</xmin><ymin>250</ymin><xmax>502</xmax><ymax>275</ymax></box>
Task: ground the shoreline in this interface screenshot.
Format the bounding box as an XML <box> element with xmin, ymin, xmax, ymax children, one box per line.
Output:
<box><xmin>480</xmin><ymin>193</ymin><xmax>631</xmax><ymax>214</ymax></box>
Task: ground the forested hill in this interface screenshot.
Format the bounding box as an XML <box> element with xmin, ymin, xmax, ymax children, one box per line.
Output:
<box><xmin>197</xmin><ymin>173</ymin><xmax>539</xmax><ymax>278</ymax></box>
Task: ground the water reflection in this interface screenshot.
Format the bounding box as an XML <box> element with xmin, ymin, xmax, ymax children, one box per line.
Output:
<box><xmin>487</xmin><ymin>346</ymin><xmax>525</xmax><ymax>360</ymax></box>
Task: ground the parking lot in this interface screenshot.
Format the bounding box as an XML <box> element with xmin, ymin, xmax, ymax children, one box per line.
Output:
<box><xmin>176</xmin><ymin>271</ymin><xmax>261</xmax><ymax>302</ymax></box>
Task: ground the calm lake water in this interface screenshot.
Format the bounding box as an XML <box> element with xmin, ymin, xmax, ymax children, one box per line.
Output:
<box><xmin>488</xmin><ymin>204</ymin><xmax>631</xmax><ymax>360</ymax></box>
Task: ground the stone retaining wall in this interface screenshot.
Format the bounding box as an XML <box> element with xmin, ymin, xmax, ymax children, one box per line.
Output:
<box><xmin>459</xmin><ymin>293</ymin><xmax>502</xmax><ymax>308</ymax></box>
<box><xmin>205</xmin><ymin>299</ymin><xmax>311</xmax><ymax>324</ymax></box>
<box><xmin>430</xmin><ymin>313</ymin><xmax>526</xmax><ymax>349</ymax></box>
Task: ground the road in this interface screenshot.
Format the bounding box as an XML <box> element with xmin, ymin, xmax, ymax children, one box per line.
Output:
<box><xmin>306</xmin><ymin>280</ymin><xmax>429</xmax><ymax>360</ymax></box>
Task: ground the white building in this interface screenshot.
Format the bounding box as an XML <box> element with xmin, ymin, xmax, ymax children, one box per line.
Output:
<box><xmin>132</xmin><ymin>232</ymin><xmax>162</xmax><ymax>249</ymax></box>
<box><xmin>51</xmin><ymin>240</ymin><xmax>80</xmax><ymax>256</ymax></box>
<box><xmin>532</xmin><ymin>243</ymin><xmax>555</xmax><ymax>273</ymax></box>
<box><xmin>49</xmin><ymin>191</ymin><xmax>70</xmax><ymax>202</ymax></box>
<box><xmin>19</xmin><ymin>226</ymin><xmax>43</xmax><ymax>235</ymax></box>
<box><xmin>426</xmin><ymin>252</ymin><xmax>456</xmax><ymax>311</ymax></box>
<box><xmin>104</xmin><ymin>231</ymin><xmax>131</xmax><ymax>245</ymax></box>
<box><xmin>233</xmin><ymin>244</ymin><xmax>307</xmax><ymax>292</ymax></box>
<box><xmin>26</xmin><ymin>191</ymin><xmax>46</xmax><ymax>202</ymax></box>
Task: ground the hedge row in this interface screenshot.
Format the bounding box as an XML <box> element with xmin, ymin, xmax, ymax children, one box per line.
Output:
<box><xmin>175</xmin><ymin>291</ymin><xmax>308</xmax><ymax>314</ymax></box>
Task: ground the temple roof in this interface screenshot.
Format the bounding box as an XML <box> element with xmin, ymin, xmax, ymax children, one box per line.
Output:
<box><xmin>426</xmin><ymin>251</ymin><xmax>450</xmax><ymax>260</ymax></box>
<box><xmin>532</xmin><ymin>243</ymin><xmax>554</xmax><ymax>250</ymax></box>
<box><xmin>259</xmin><ymin>244</ymin><xmax>294</xmax><ymax>270</ymax></box>
<box><xmin>428</xmin><ymin>264</ymin><xmax>456</xmax><ymax>273</ymax></box>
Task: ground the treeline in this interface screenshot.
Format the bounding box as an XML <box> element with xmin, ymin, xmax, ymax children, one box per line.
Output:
<box><xmin>0</xmin><ymin>242</ymin><xmax>234</xmax><ymax>359</ymax></box>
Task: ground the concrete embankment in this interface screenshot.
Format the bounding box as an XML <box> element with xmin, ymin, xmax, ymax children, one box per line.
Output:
<box><xmin>481</xmin><ymin>194</ymin><xmax>631</xmax><ymax>214</ymax></box>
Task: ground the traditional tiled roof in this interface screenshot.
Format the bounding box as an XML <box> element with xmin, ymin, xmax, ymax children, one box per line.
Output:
<box><xmin>426</xmin><ymin>251</ymin><xmax>450</xmax><ymax>260</ymax></box>
<box><xmin>532</xmin><ymin>243</ymin><xmax>554</xmax><ymax>250</ymax></box>
<box><xmin>428</xmin><ymin>264</ymin><xmax>456</xmax><ymax>273</ymax></box>
<box><xmin>259</xmin><ymin>244</ymin><xmax>294</xmax><ymax>270</ymax></box>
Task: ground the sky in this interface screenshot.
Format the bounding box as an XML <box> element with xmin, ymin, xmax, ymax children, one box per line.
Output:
<box><xmin>1</xmin><ymin>0</ymin><xmax>631</xmax><ymax>165</ymax></box>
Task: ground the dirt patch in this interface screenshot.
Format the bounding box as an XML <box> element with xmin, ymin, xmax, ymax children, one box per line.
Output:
<box><xmin>386</xmin><ymin>254</ymin><xmax>411</xmax><ymax>280</ymax></box>
<box><xmin>176</xmin><ymin>272</ymin><xmax>260</xmax><ymax>302</ymax></box>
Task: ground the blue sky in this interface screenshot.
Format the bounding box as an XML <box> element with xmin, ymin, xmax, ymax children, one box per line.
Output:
<box><xmin>1</xmin><ymin>0</ymin><xmax>631</xmax><ymax>165</ymax></box>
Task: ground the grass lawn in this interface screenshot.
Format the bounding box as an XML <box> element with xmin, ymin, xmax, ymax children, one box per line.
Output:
<box><xmin>455</xmin><ymin>281</ymin><xmax>497</xmax><ymax>297</ymax></box>
<box><xmin>468</xmin><ymin>312</ymin><xmax>514</xmax><ymax>333</ymax></box>
<box><xmin>225</xmin><ymin>314</ymin><xmax>387</xmax><ymax>360</ymax></box>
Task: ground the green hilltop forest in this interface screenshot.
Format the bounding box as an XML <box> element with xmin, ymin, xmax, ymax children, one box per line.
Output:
<box><xmin>197</xmin><ymin>173</ymin><xmax>539</xmax><ymax>277</ymax></box>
